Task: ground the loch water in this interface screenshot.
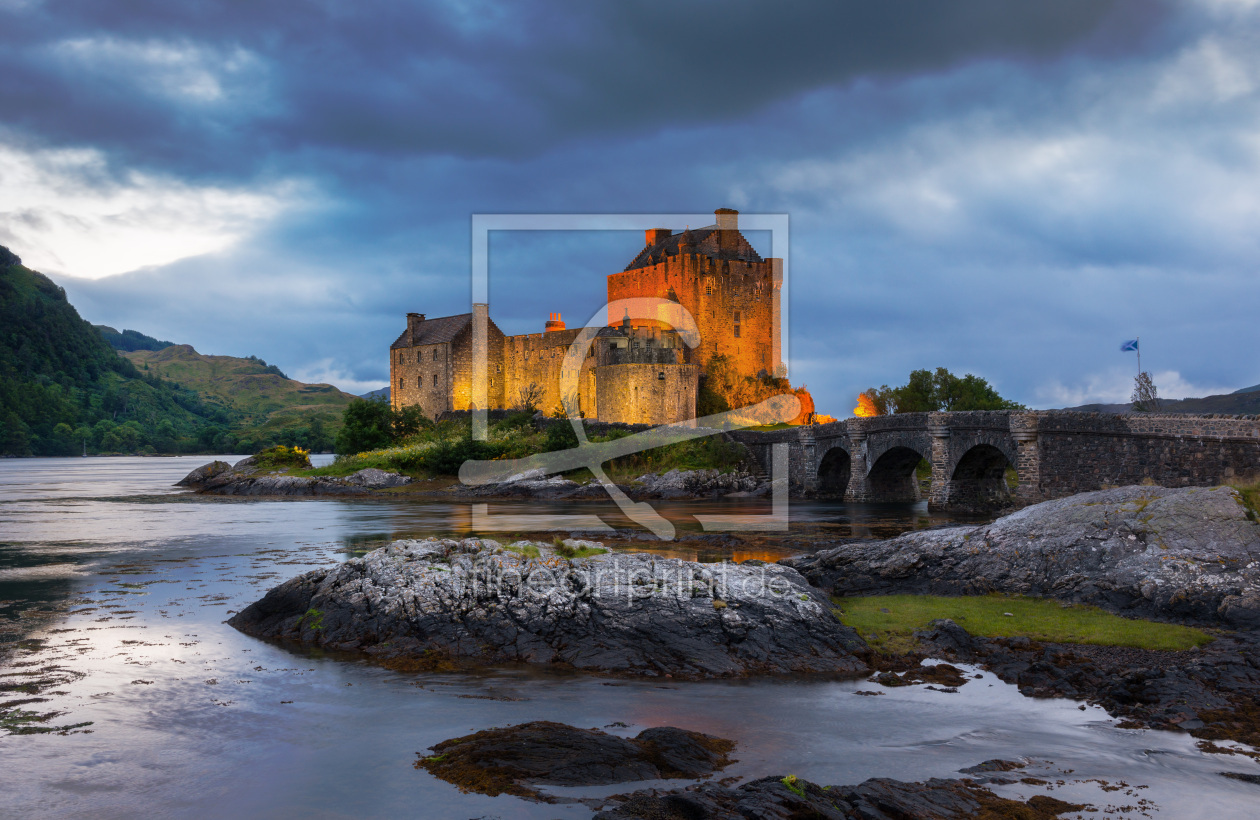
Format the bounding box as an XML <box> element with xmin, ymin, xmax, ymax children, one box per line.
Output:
<box><xmin>1</xmin><ymin>457</ymin><xmax>1258</xmax><ymax>819</ymax></box>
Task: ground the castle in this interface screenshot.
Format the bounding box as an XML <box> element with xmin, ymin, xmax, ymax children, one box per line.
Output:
<box><xmin>389</xmin><ymin>209</ymin><xmax>782</xmax><ymax>425</ymax></box>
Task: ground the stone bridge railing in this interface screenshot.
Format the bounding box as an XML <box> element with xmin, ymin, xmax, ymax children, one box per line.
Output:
<box><xmin>730</xmin><ymin>411</ymin><xmax>1260</xmax><ymax>511</ymax></box>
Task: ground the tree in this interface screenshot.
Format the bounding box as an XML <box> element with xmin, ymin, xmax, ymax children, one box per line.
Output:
<box><xmin>862</xmin><ymin>367</ymin><xmax>1023</xmax><ymax>414</ymax></box>
<box><xmin>515</xmin><ymin>382</ymin><xmax>544</xmax><ymax>413</ymax></box>
<box><xmin>335</xmin><ymin>398</ymin><xmax>394</xmax><ymax>454</ymax></box>
<box><xmin>392</xmin><ymin>405</ymin><xmax>431</xmax><ymax>440</ymax></box>
<box><xmin>1130</xmin><ymin>371</ymin><xmax>1160</xmax><ymax>413</ymax></box>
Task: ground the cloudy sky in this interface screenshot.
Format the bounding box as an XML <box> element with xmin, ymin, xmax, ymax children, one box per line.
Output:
<box><xmin>2</xmin><ymin>0</ymin><xmax>1257</xmax><ymax>411</ymax></box>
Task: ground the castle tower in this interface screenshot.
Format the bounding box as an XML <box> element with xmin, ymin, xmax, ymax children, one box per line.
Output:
<box><xmin>606</xmin><ymin>208</ymin><xmax>781</xmax><ymax>379</ymax></box>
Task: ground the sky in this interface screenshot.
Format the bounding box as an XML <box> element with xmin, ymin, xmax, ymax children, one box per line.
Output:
<box><xmin>1</xmin><ymin>0</ymin><xmax>1258</xmax><ymax>411</ymax></box>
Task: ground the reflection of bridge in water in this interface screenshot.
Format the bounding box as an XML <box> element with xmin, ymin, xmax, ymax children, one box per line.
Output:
<box><xmin>733</xmin><ymin>411</ymin><xmax>1260</xmax><ymax>511</ymax></box>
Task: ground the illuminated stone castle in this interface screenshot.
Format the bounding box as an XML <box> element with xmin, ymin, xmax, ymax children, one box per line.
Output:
<box><xmin>389</xmin><ymin>209</ymin><xmax>781</xmax><ymax>425</ymax></box>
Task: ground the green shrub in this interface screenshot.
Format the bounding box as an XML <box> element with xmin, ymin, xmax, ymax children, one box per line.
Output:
<box><xmin>254</xmin><ymin>444</ymin><xmax>312</xmax><ymax>469</ymax></box>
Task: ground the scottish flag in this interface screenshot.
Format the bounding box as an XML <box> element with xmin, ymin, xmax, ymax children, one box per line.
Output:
<box><xmin>1120</xmin><ymin>339</ymin><xmax>1139</xmax><ymax>352</ymax></box>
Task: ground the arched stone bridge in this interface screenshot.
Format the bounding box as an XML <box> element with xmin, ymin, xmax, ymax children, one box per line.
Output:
<box><xmin>731</xmin><ymin>411</ymin><xmax>1260</xmax><ymax>511</ymax></box>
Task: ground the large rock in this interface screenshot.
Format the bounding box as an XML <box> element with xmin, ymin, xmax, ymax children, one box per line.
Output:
<box><xmin>228</xmin><ymin>537</ymin><xmax>869</xmax><ymax>678</ymax></box>
<box><xmin>415</xmin><ymin>721</ymin><xmax>734</xmax><ymax>800</ymax></box>
<box><xmin>632</xmin><ymin>468</ymin><xmax>765</xmax><ymax>499</ymax></box>
<box><xmin>595</xmin><ymin>773</ymin><xmax>1086</xmax><ymax>819</ymax></box>
<box><xmin>176</xmin><ymin>458</ymin><xmax>410</xmax><ymax>496</ymax></box>
<box><xmin>785</xmin><ymin>486</ymin><xmax>1260</xmax><ymax>626</ymax></box>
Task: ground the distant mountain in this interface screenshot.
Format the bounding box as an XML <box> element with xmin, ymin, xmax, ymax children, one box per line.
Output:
<box><xmin>123</xmin><ymin>345</ymin><xmax>358</xmax><ymax>446</ymax></box>
<box><xmin>1065</xmin><ymin>390</ymin><xmax>1260</xmax><ymax>415</ymax></box>
<box><xmin>95</xmin><ymin>325</ymin><xmax>175</xmax><ymax>352</ymax></box>
<box><xmin>1234</xmin><ymin>384</ymin><xmax>1260</xmax><ymax>395</ymax></box>
<box><xmin>360</xmin><ymin>387</ymin><xmax>390</xmax><ymax>400</ymax></box>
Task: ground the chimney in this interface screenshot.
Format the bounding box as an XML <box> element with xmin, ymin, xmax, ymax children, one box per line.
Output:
<box><xmin>545</xmin><ymin>312</ymin><xmax>566</xmax><ymax>332</ymax></box>
<box><xmin>645</xmin><ymin>228</ymin><xmax>672</xmax><ymax>246</ymax></box>
<box><xmin>407</xmin><ymin>312</ymin><xmax>425</xmax><ymax>344</ymax></box>
<box><xmin>715</xmin><ymin>208</ymin><xmax>738</xmax><ymax>231</ymax></box>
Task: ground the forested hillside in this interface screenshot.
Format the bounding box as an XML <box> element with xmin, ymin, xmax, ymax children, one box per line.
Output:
<box><xmin>0</xmin><ymin>245</ymin><xmax>352</xmax><ymax>456</ymax></box>
<box><xmin>0</xmin><ymin>246</ymin><xmax>227</xmax><ymax>455</ymax></box>
<box><xmin>94</xmin><ymin>325</ymin><xmax>175</xmax><ymax>352</ymax></box>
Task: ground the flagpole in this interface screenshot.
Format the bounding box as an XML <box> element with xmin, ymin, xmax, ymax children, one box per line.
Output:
<box><xmin>1136</xmin><ymin>336</ymin><xmax>1140</xmax><ymax>379</ymax></box>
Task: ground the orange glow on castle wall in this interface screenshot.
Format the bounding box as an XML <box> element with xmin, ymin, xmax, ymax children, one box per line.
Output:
<box><xmin>853</xmin><ymin>394</ymin><xmax>879</xmax><ymax>417</ymax></box>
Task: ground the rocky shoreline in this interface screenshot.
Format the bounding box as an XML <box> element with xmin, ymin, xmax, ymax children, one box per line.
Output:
<box><xmin>785</xmin><ymin>485</ymin><xmax>1260</xmax><ymax>627</ymax></box>
<box><xmin>178</xmin><ymin>457</ymin><xmax>769</xmax><ymax>500</ymax></box>
<box><xmin>414</xmin><ymin>719</ymin><xmax>1091</xmax><ymax>818</ymax></box>
<box><xmin>177</xmin><ymin>457</ymin><xmax>411</xmax><ymax>496</ymax></box>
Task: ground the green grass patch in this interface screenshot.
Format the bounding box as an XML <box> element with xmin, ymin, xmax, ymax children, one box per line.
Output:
<box><xmin>503</xmin><ymin>542</ymin><xmax>541</xmax><ymax>559</ymax></box>
<box><xmin>1232</xmin><ymin>478</ymin><xmax>1260</xmax><ymax>523</ymax></box>
<box><xmin>551</xmin><ymin>540</ymin><xmax>608</xmax><ymax>559</ymax></box>
<box><xmin>834</xmin><ymin>593</ymin><xmax>1214</xmax><ymax>654</ymax></box>
<box><xmin>780</xmin><ymin>775</ymin><xmax>805</xmax><ymax>797</ymax></box>
<box><xmin>301</xmin><ymin>608</ymin><xmax>325</xmax><ymax>631</ymax></box>
<box><xmin>306</xmin><ymin>416</ymin><xmax>752</xmax><ymax>481</ymax></box>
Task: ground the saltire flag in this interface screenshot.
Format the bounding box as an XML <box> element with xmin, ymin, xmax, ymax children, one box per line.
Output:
<box><xmin>1120</xmin><ymin>339</ymin><xmax>1139</xmax><ymax>352</ymax></box>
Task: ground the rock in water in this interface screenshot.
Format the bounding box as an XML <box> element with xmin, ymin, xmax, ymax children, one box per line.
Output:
<box><xmin>176</xmin><ymin>458</ymin><xmax>410</xmax><ymax>496</ymax></box>
<box><xmin>228</xmin><ymin>538</ymin><xmax>868</xmax><ymax>678</ymax></box>
<box><xmin>175</xmin><ymin>460</ymin><xmax>230</xmax><ymax>487</ymax></box>
<box><xmin>415</xmin><ymin>721</ymin><xmax>735</xmax><ymax>800</ymax></box>
<box><xmin>785</xmin><ymin>485</ymin><xmax>1260</xmax><ymax>626</ymax></box>
<box><xmin>595</xmin><ymin>773</ymin><xmax>1087</xmax><ymax>819</ymax></box>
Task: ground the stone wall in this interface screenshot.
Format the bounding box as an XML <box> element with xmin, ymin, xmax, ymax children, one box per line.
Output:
<box><xmin>594</xmin><ymin>363</ymin><xmax>700</xmax><ymax>425</ymax></box>
<box><xmin>1027</xmin><ymin>412</ymin><xmax>1260</xmax><ymax>497</ymax></box>
<box><xmin>390</xmin><ymin>340</ymin><xmax>454</xmax><ymax>418</ymax></box>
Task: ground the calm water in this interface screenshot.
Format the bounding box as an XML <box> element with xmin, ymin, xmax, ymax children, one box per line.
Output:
<box><xmin>1</xmin><ymin>457</ymin><xmax>1258</xmax><ymax>819</ymax></box>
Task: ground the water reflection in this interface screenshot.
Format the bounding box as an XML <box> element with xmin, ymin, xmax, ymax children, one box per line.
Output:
<box><xmin>2</xmin><ymin>457</ymin><xmax>1257</xmax><ymax>818</ymax></box>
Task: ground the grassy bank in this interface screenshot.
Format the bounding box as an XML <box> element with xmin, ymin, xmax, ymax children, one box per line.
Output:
<box><xmin>301</xmin><ymin>415</ymin><xmax>749</xmax><ymax>482</ymax></box>
<box><xmin>1232</xmin><ymin>478</ymin><xmax>1260</xmax><ymax>522</ymax></box>
<box><xmin>835</xmin><ymin>593</ymin><xmax>1214</xmax><ymax>653</ymax></box>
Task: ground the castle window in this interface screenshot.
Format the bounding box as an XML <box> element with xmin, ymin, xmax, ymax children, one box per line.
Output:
<box><xmin>733</xmin><ymin>311</ymin><xmax>740</xmax><ymax>322</ymax></box>
<box><xmin>417</xmin><ymin>351</ymin><xmax>422</xmax><ymax>363</ymax></box>
<box><xmin>433</xmin><ymin>374</ymin><xmax>438</xmax><ymax>387</ymax></box>
<box><xmin>657</xmin><ymin>371</ymin><xmax>666</xmax><ymax>381</ymax></box>
<box><xmin>734</xmin><ymin>325</ymin><xmax>741</xmax><ymax>338</ymax></box>
<box><xmin>399</xmin><ymin>378</ymin><xmax>405</xmax><ymax>389</ymax></box>
<box><xmin>432</xmin><ymin>349</ymin><xmax>439</xmax><ymax>361</ymax></box>
<box><xmin>705</xmin><ymin>284</ymin><xmax>712</xmax><ymax>296</ymax></box>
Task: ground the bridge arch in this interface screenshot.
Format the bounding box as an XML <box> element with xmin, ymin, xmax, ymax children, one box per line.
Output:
<box><xmin>816</xmin><ymin>446</ymin><xmax>851</xmax><ymax>497</ymax></box>
<box><xmin>946</xmin><ymin>443</ymin><xmax>1015</xmax><ymax>511</ymax></box>
<box><xmin>866</xmin><ymin>445</ymin><xmax>927</xmax><ymax>503</ymax></box>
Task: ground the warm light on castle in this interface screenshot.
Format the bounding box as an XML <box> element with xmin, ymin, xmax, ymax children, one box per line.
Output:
<box><xmin>388</xmin><ymin>209</ymin><xmax>783</xmax><ymax>426</ymax></box>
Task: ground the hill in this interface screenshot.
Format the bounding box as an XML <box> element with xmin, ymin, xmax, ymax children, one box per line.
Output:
<box><xmin>1066</xmin><ymin>390</ymin><xmax>1260</xmax><ymax>415</ymax></box>
<box><xmin>124</xmin><ymin>346</ymin><xmax>357</xmax><ymax>449</ymax></box>
<box><xmin>360</xmin><ymin>387</ymin><xmax>390</xmax><ymax>400</ymax></box>
<box><xmin>1235</xmin><ymin>384</ymin><xmax>1260</xmax><ymax>395</ymax></box>
<box><xmin>0</xmin><ymin>245</ymin><xmax>229</xmax><ymax>456</ymax></box>
<box><xmin>95</xmin><ymin>325</ymin><xmax>175</xmax><ymax>352</ymax></box>
<box><xmin>1</xmin><ymin>243</ymin><xmax>355</xmax><ymax>456</ymax></box>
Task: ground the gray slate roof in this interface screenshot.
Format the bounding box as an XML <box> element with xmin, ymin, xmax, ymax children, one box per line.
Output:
<box><xmin>390</xmin><ymin>313</ymin><xmax>470</xmax><ymax>349</ymax></box>
<box><xmin>623</xmin><ymin>224</ymin><xmax>764</xmax><ymax>271</ymax></box>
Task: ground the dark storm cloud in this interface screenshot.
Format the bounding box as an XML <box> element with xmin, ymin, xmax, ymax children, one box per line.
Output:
<box><xmin>7</xmin><ymin>0</ymin><xmax>1258</xmax><ymax>413</ymax></box>
<box><xmin>0</xmin><ymin>0</ymin><xmax>1169</xmax><ymax>176</ymax></box>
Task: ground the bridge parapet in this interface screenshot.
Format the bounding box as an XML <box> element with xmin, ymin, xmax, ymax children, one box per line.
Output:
<box><xmin>732</xmin><ymin>410</ymin><xmax>1260</xmax><ymax>511</ymax></box>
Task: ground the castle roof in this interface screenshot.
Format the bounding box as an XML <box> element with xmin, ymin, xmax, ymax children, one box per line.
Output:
<box><xmin>390</xmin><ymin>313</ymin><xmax>472</xmax><ymax>349</ymax></box>
<box><xmin>622</xmin><ymin>224</ymin><xmax>764</xmax><ymax>272</ymax></box>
